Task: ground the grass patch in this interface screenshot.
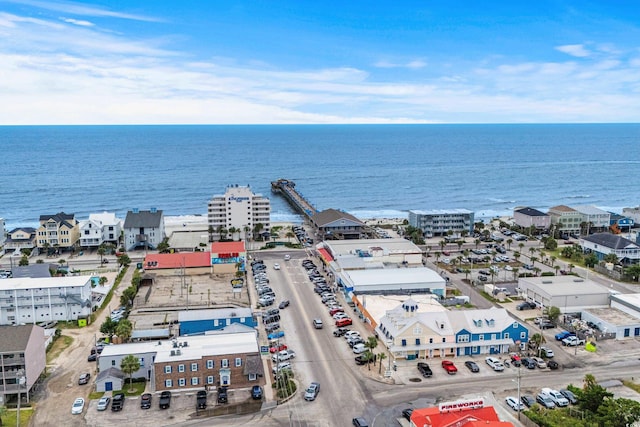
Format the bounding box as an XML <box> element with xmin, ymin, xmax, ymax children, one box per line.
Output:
<box><xmin>2</xmin><ymin>407</ymin><xmax>34</xmax><ymax>426</ymax></box>
<box><xmin>115</xmin><ymin>381</ymin><xmax>146</xmax><ymax>396</ymax></box>
<box><xmin>623</xmin><ymin>380</ymin><xmax>640</xmax><ymax>393</ymax></box>
<box><xmin>101</xmin><ymin>265</ymin><xmax>129</xmax><ymax>311</ymax></box>
<box><xmin>46</xmin><ymin>335</ymin><xmax>73</xmax><ymax>363</ymax></box>
<box><xmin>88</xmin><ymin>391</ymin><xmax>105</xmax><ymax>400</ymax></box>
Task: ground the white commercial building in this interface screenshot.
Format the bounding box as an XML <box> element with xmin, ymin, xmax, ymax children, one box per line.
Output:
<box><xmin>342</xmin><ymin>268</ymin><xmax>446</xmax><ymax>297</ymax></box>
<box><xmin>408</xmin><ymin>209</ymin><xmax>474</xmax><ymax>238</ymax></box>
<box><xmin>572</xmin><ymin>205</ymin><xmax>611</xmax><ymax>231</ymax></box>
<box><xmin>321</xmin><ymin>238</ymin><xmax>424</xmax><ymax>268</ymax></box>
<box><xmin>517</xmin><ymin>276</ymin><xmax>611</xmax><ymax>312</ymax></box>
<box><xmin>78</xmin><ymin>212</ymin><xmax>122</xmax><ymax>248</ymax></box>
<box><xmin>0</xmin><ymin>276</ymin><xmax>93</xmax><ymax>325</ymax></box>
<box><xmin>207</xmin><ymin>185</ymin><xmax>270</xmax><ymax>240</ymax></box>
<box><xmin>581</xmin><ymin>308</ymin><xmax>640</xmax><ymax>340</ymax></box>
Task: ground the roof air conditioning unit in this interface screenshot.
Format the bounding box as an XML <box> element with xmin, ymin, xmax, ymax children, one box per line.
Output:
<box><xmin>183</xmin><ymin>341</ymin><xmax>188</xmax><ymax>347</ymax></box>
<box><xmin>176</xmin><ymin>349</ymin><xmax>181</xmax><ymax>355</ymax></box>
<box><xmin>170</xmin><ymin>350</ymin><xmax>176</xmax><ymax>356</ymax></box>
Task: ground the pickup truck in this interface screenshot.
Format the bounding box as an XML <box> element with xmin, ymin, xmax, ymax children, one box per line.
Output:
<box><xmin>562</xmin><ymin>336</ymin><xmax>585</xmax><ymax>346</ymax></box>
<box><xmin>196</xmin><ymin>390</ymin><xmax>207</xmax><ymax>409</ymax></box>
<box><xmin>159</xmin><ymin>391</ymin><xmax>172</xmax><ymax>409</ymax></box>
<box><xmin>441</xmin><ymin>360</ymin><xmax>457</xmax><ymax>374</ymax></box>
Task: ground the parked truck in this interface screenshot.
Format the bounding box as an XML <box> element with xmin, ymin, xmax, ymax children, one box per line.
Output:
<box><xmin>562</xmin><ymin>336</ymin><xmax>586</xmax><ymax>346</ymax></box>
<box><xmin>159</xmin><ymin>391</ymin><xmax>172</xmax><ymax>409</ymax></box>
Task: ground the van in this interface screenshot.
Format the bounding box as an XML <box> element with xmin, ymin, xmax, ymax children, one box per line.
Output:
<box><xmin>313</xmin><ymin>319</ymin><xmax>323</xmax><ymax>329</ymax></box>
<box><xmin>336</xmin><ymin>318</ymin><xmax>353</xmax><ymax>327</ymax></box>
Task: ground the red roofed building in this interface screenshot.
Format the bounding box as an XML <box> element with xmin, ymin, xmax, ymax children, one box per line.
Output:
<box><xmin>211</xmin><ymin>241</ymin><xmax>247</xmax><ymax>274</ymax></box>
<box><xmin>410</xmin><ymin>399</ymin><xmax>514</xmax><ymax>427</ymax></box>
<box><xmin>144</xmin><ymin>252</ymin><xmax>212</xmax><ymax>270</ymax></box>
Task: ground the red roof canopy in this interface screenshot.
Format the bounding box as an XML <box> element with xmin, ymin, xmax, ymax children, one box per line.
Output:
<box><xmin>144</xmin><ymin>252</ymin><xmax>211</xmax><ymax>269</ymax></box>
<box><xmin>317</xmin><ymin>248</ymin><xmax>334</xmax><ymax>263</ymax></box>
<box><xmin>411</xmin><ymin>406</ymin><xmax>513</xmax><ymax>427</ymax></box>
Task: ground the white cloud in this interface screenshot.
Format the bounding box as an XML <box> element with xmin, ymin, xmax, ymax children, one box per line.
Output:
<box><xmin>555</xmin><ymin>44</ymin><xmax>591</xmax><ymax>57</ymax></box>
<box><xmin>373</xmin><ymin>59</ymin><xmax>426</xmax><ymax>69</ymax></box>
<box><xmin>60</xmin><ymin>17</ymin><xmax>94</xmax><ymax>27</ymax></box>
<box><xmin>4</xmin><ymin>0</ymin><xmax>161</xmax><ymax>22</ymax></box>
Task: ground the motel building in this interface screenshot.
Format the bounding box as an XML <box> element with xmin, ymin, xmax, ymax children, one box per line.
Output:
<box><xmin>409</xmin><ymin>398</ymin><xmax>514</xmax><ymax>427</ymax></box>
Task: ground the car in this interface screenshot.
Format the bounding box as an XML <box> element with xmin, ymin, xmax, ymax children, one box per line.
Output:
<box><xmin>523</xmin><ymin>264</ymin><xmax>533</xmax><ymax>270</ymax></box>
<box><xmin>87</xmin><ymin>353</ymin><xmax>97</xmax><ymax>362</ymax></box>
<box><xmin>548</xmin><ymin>360</ymin><xmax>560</xmax><ymax>370</ymax></box>
<box><xmin>477</xmin><ymin>276</ymin><xmax>488</xmax><ymax>282</ymax></box>
<box><xmin>272</xmin><ymin>361</ymin><xmax>292</xmax><ymax>374</ymax></box>
<box><xmin>417</xmin><ymin>362</ymin><xmax>433</xmax><ymax>377</ymax></box>
<box><xmin>266</xmin><ymin>308</ymin><xmax>280</xmax><ymax>316</ymax></box>
<box><xmin>559</xmin><ymin>389</ymin><xmax>577</xmax><ymax>404</ymax></box>
<box><xmin>336</xmin><ymin>318</ymin><xmax>353</xmax><ymax>327</ymax></box>
<box><xmin>304</xmin><ymin>382</ymin><xmax>320</xmax><ymax>401</ymax></box>
<box><xmin>97</xmin><ymin>396</ymin><xmax>110</xmax><ymax>411</ymax></box>
<box><xmin>555</xmin><ymin>330</ymin><xmax>575</xmax><ymax>341</ymax></box>
<box><xmin>272</xmin><ymin>349</ymin><xmax>296</xmax><ymax>362</ymax></box>
<box><xmin>540</xmin><ymin>321</ymin><xmax>555</xmax><ymax>329</ymax></box>
<box><xmin>284</xmin><ymin>254</ymin><xmax>291</xmax><ymax>261</ymax></box>
<box><xmin>344</xmin><ymin>331</ymin><xmax>361</xmax><ymax>340</ymax></box>
<box><xmin>402</xmin><ymin>408</ymin><xmax>414</xmax><ymax>421</ymax></box>
<box><xmin>333</xmin><ymin>312</ymin><xmax>349</xmax><ymax>320</ymax></box>
<box><xmin>355</xmin><ymin>353</ymin><xmax>376</xmax><ymax>365</ymax></box>
<box><xmin>541</xmin><ymin>388</ymin><xmax>569</xmax><ymax>407</ymax></box>
<box><xmin>265</xmin><ymin>323</ymin><xmax>280</xmax><ymax>333</ymax></box>
<box><xmin>71</xmin><ymin>397</ymin><xmax>85</xmax><ymax>415</ymax></box>
<box><xmin>522</xmin><ymin>357</ymin><xmax>536</xmax><ymax>369</ymax></box>
<box><xmin>516</xmin><ymin>301</ymin><xmax>536</xmax><ymax>310</ymax></box>
<box><xmin>536</xmin><ymin>393</ymin><xmax>556</xmax><ymax>409</ymax></box>
<box><xmin>111</xmin><ymin>392</ymin><xmax>125</xmax><ymax>411</ymax></box>
<box><xmin>159</xmin><ymin>390</ymin><xmax>172</xmax><ymax>409</ymax></box>
<box><xmin>313</xmin><ymin>318</ymin><xmax>323</xmax><ymax>329</ymax></box>
<box><xmin>352</xmin><ymin>417</ymin><xmax>369</xmax><ymax>427</ymax></box>
<box><xmin>506</xmin><ymin>396</ymin><xmax>525</xmax><ymax>411</ymax></box>
<box><xmin>196</xmin><ymin>390</ymin><xmax>207</xmax><ymax>409</ymax></box>
<box><xmin>348</xmin><ymin>337</ymin><xmax>365</xmax><ymax>348</ymax></box>
<box><xmin>485</xmin><ymin>357</ymin><xmax>505</xmax><ymax>371</ymax></box>
<box><xmin>562</xmin><ymin>336</ymin><xmax>586</xmax><ymax>346</ymax></box>
<box><xmin>140</xmin><ymin>393</ymin><xmax>152</xmax><ymax>409</ymax></box>
<box><xmin>464</xmin><ymin>361</ymin><xmax>480</xmax><ymax>372</ymax></box>
<box><xmin>352</xmin><ymin>343</ymin><xmax>367</xmax><ymax>354</ymax></box>
<box><xmin>441</xmin><ymin>360</ymin><xmax>457</xmax><ymax>374</ymax></box>
<box><xmin>78</xmin><ymin>372</ymin><xmax>91</xmax><ymax>385</ymax></box>
<box><xmin>217</xmin><ymin>386</ymin><xmax>228</xmax><ymax>404</ymax></box>
<box><xmin>540</xmin><ymin>347</ymin><xmax>554</xmax><ymax>358</ymax></box>
<box><xmin>521</xmin><ymin>394</ymin><xmax>536</xmax><ymax>407</ymax></box>
<box><xmin>251</xmin><ymin>385</ymin><xmax>263</xmax><ymax>400</ymax></box>
<box><xmin>333</xmin><ymin>327</ymin><xmax>350</xmax><ymax>337</ymax></box>
<box><xmin>273</xmin><ymin>263</ymin><xmax>280</xmax><ymax>270</ymax></box>
<box><xmin>279</xmin><ymin>300</ymin><xmax>290</xmax><ymax>309</ymax></box>
<box><xmin>329</xmin><ymin>307</ymin><xmax>345</xmax><ymax>316</ymax></box>
<box><xmin>510</xmin><ymin>353</ymin><xmax>522</xmax><ymax>367</ymax></box>
<box><xmin>263</xmin><ymin>314</ymin><xmax>280</xmax><ymax>324</ymax></box>
<box><xmin>269</xmin><ymin>343</ymin><xmax>288</xmax><ymax>353</ymax></box>
<box><xmin>533</xmin><ymin>357</ymin><xmax>547</xmax><ymax>368</ymax></box>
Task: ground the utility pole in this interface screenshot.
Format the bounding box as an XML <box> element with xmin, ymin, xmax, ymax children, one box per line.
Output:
<box><xmin>516</xmin><ymin>365</ymin><xmax>522</xmax><ymax>420</ymax></box>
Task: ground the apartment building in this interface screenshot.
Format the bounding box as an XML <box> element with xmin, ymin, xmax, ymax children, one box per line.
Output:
<box><xmin>0</xmin><ymin>276</ymin><xmax>93</xmax><ymax>325</ymax></box>
<box><xmin>36</xmin><ymin>212</ymin><xmax>80</xmax><ymax>252</ymax></box>
<box><xmin>78</xmin><ymin>212</ymin><xmax>122</xmax><ymax>248</ymax></box>
<box><xmin>513</xmin><ymin>207</ymin><xmax>551</xmax><ymax>231</ymax></box>
<box><xmin>123</xmin><ymin>208</ymin><xmax>165</xmax><ymax>251</ymax></box>
<box><xmin>207</xmin><ymin>185</ymin><xmax>270</xmax><ymax>240</ymax></box>
<box><xmin>0</xmin><ymin>324</ymin><xmax>46</xmax><ymax>405</ymax></box>
<box><xmin>408</xmin><ymin>209</ymin><xmax>474</xmax><ymax>238</ymax></box>
<box><xmin>572</xmin><ymin>205</ymin><xmax>611</xmax><ymax>233</ymax></box>
<box><xmin>3</xmin><ymin>228</ymin><xmax>36</xmax><ymax>254</ymax></box>
<box><xmin>548</xmin><ymin>205</ymin><xmax>582</xmax><ymax>236</ymax></box>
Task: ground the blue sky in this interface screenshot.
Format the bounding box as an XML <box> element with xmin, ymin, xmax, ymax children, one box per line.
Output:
<box><xmin>1</xmin><ymin>0</ymin><xmax>639</xmax><ymax>124</ymax></box>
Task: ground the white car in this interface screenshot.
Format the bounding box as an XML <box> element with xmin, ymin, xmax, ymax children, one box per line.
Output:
<box><xmin>333</xmin><ymin>312</ymin><xmax>349</xmax><ymax>320</ymax></box>
<box><xmin>504</xmin><ymin>265</ymin><xmax>513</xmax><ymax>271</ymax></box>
<box><xmin>96</xmin><ymin>396</ymin><xmax>110</xmax><ymax>411</ymax></box>
<box><xmin>540</xmin><ymin>346</ymin><xmax>554</xmax><ymax>358</ymax></box>
<box><xmin>71</xmin><ymin>397</ymin><xmax>85</xmax><ymax>415</ymax></box>
<box><xmin>485</xmin><ymin>357</ymin><xmax>505</xmax><ymax>371</ymax></box>
<box><xmin>272</xmin><ymin>349</ymin><xmax>296</xmax><ymax>362</ymax></box>
<box><xmin>344</xmin><ymin>331</ymin><xmax>361</xmax><ymax>340</ymax></box>
<box><xmin>284</xmin><ymin>255</ymin><xmax>291</xmax><ymax>261</ymax></box>
<box><xmin>505</xmin><ymin>396</ymin><xmax>524</xmax><ymax>411</ymax></box>
<box><xmin>273</xmin><ymin>263</ymin><xmax>280</xmax><ymax>270</ymax></box>
<box><xmin>352</xmin><ymin>343</ymin><xmax>367</xmax><ymax>354</ymax></box>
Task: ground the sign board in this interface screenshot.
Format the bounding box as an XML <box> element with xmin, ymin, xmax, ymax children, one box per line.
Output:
<box><xmin>231</xmin><ymin>278</ymin><xmax>244</xmax><ymax>288</ymax></box>
<box><xmin>260</xmin><ymin>345</ymin><xmax>269</xmax><ymax>354</ymax></box>
<box><xmin>439</xmin><ymin>398</ymin><xmax>484</xmax><ymax>413</ymax></box>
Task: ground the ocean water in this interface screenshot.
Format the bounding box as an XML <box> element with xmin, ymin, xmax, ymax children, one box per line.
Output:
<box><xmin>1</xmin><ymin>124</ymin><xmax>639</xmax><ymax>230</ymax></box>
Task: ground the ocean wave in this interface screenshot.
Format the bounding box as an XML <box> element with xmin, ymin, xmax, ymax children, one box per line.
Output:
<box><xmin>348</xmin><ymin>209</ymin><xmax>409</xmax><ymax>220</ymax></box>
<box><xmin>566</xmin><ymin>194</ymin><xmax>591</xmax><ymax>199</ymax></box>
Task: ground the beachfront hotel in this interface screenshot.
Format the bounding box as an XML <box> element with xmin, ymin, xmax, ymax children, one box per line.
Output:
<box><xmin>408</xmin><ymin>209</ymin><xmax>474</xmax><ymax>238</ymax></box>
<box><xmin>207</xmin><ymin>185</ymin><xmax>270</xmax><ymax>240</ymax></box>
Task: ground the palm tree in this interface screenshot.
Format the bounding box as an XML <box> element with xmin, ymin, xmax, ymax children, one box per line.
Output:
<box><xmin>120</xmin><ymin>354</ymin><xmax>141</xmax><ymax>392</ymax></box>
<box><xmin>474</xmin><ymin>239</ymin><xmax>481</xmax><ymax>249</ymax></box>
<box><xmin>99</xmin><ymin>276</ymin><xmax>108</xmax><ymax>286</ymax></box>
<box><xmin>228</xmin><ymin>227</ymin><xmax>238</xmax><ymax>241</ymax></box>
<box><xmin>456</xmin><ymin>240</ymin><xmax>463</xmax><ymax>252</ymax></box>
<box><xmin>568</xmin><ymin>263</ymin><xmax>575</xmax><ymax>273</ymax></box>
<box><xmin>365</xmin><ymin>336</ymin><xmax>378</xmax><ymax>370</ymax></box>
<box><xmin>513</xmin><ymin>251</ymin><xmax>521</xmax><ymax>263</ymax></box>
<box><xmin>512</xmin><ymin>267</ymin><xmax>519</xmax><ymax>281</ymax></box>
<box><xmin>434</xmin><ymin>251</ymin><xmax>441</xmax><ymax>264</ymax></box>
<box><xmin>530</xmin><ymin>332</ymin><xmax>546</xmax><ymax>349</ymax></box>
<box><xmin>253</xmin><ymin>223</ymin><xmax>264</xmax><ymax>241</ymax></box>
<box><xmin>506</xmin><ymin>238</ymin><xmax>513</xmax><ymax>250</ymax></box>
<box><xmin>97</xmin><ymin>245</ymin><xmax>107</xmax><ymax>264</ymax></box>
<box><xmin>518</xmin><ymin>242</ymin><xmax>525</xmax><ymax>252</ymax></box>
<box><xmin>377</xmin><ymin>353</ymin><xmax>387</xmax><ymax>374</ymax></box>
<box><xmin>554</xmin><ymin>265</ymin><xmax>560</xmax><ymax>275</ymax></box>
<box><xmin>530</xmin><ymin>256</ymin><xmax>538</xmax><ymax>267</ymax></box>
<box><xmin>285</xmin><ymin>231</ymin><xmax>295</xmax><ymax>243</ymax></box>
<box><xmin>115</xmin><ymin>318</ymin><xmax>133</xmax><ymax>342</ymax></box>
<box><xmin>243</xmin><ymin>225</ymin><xmax>251</xmax><ymax>241</ymax></box>
<box><xmin>550</xmin><ymin>255</ymin><xmax>557</xmax><ymax>267</ymax></box>
<box><xmin>529</xmin><ymin>247</ymin><xmax>536</xmax><ymax>258</ymax></box>
<box><xmin>208</xmin><ymin>225</ymin><xmax>214</xmax><ymax>243</ymax></box>
<box><xmin>439</xmin><ymin>240</ymin><xmax>446</xmax><ymax>252</ymax></box>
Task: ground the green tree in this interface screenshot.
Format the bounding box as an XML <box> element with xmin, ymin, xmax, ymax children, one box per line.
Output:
<box><xmin>377</xmin><ymin>352</ymin><xmax>387</xmax><ymax>374</ymax></box>
<box><xmin>253</xmin><ymin>223</ymin><xmax>264</xmax><ymax>241</ymax></box>
<box><xmin>365</xmin><ymin>336</ymin><xmax>378</xmax><ymax>371</ymax></box>
<box><xmin>120</xmin><ymin>286</ymin><xmax>137</xmax><ymax>307</ymax></box>
<box><xmin>99</xmin><ymin>276</ymin><xmax>108</xmax><ymax>286</ymax></box>
<box><xmin>0</xmin><ymin>405</ymin><xmax>6</xmax><ymax>426</ymax></box>
<box><xmin>596</xmin><ymin>397</ymin><xmax>640</xmax><ymax>427</ymax></box>
<box><xmin>97</xmin><ymin>245</ymin><xmax>107</xmax><ymax>264</ymax></box>
<box><xmin>568</xmin><ymin>263</ymin><xmax>575</xmax><ymax>273</ymax></box>
<box><xmin>544</xmin><ymin>306</ymin><xmax>562</xmax><ymax>325</ymax></box>
<box><xmin>529</xmin><ymin>332</ymin><xmax>546</xmax><ymax>349</ymax></box>
<box><xmin>120</xmin><ymin>354</ymin><xmax>141</xmax><ymax>392</ymax></box>
<box><xmin>550</xmin><ymin>255</ymin><xmax>557</xmax><ymax>266</ymax></box>
<box><xmin>513</xmin><ymin>251</ymin><xmax>521</xmax><ymax>263</ymax></box>
<box><xmin>625</xmin><ymin>264</ymin><xmax>640</xmax><ymax>282</ymax></box>
<box><xmin>554</xmin><ymin>265</ymin><xmax>560</xmax><ymax>275</ymax></box>
<box><xmin>603</xmin><ymin>253</ymin><xmax>619</xmax><ymax>264</ymax></box>
<box><xmin>584</xmin><ymin>253</ymin><xmax>599</xmax><ymax>268</ymax></box>
<box><xmin>512</xmin><ymin>267</ymin><xmax>519</xmax><ymax>281</ymax></box>
<box><xmin>474</xmin><ymin>239</ymin><xmax>480</xmax><ymax>249</ymax></box>
<box><xmin>228</xmin><ymin>226</ymin><xmax>238</xmax><ymax>241</ymax></box>
<box><xmin>100</xmin><ymin>317</ymin><xmax>118</xmax><ymax>339</ymax></box>
<box><xmin>117</xmin><ymin>253</ymin><xmax>131</xmax><ymax>267</ymax></box>
<box><xmin>208</xmin><ymin>225</ymin><xmax>214</xmax><ymax>243</ymax></box>
<box><xmin>19</xmin><ymin>255</ymin><xmax>29</xmax><ymax>266</ymax></box>
<box><xmin>116</xmin><ymin>318</ymin><xmax>133</xmax><ymax>342</ymax></box>
<box><xmin>157</xmin><ymin>238</ymin><xmax>170</xmax><ymax>253</ymax></box>
<box><xmin>439</xmin><ymin>240</ymin><xmax>446</xmax><ymax>252</ymax></box>
<box><xmin>530</xmin><ymin>256</ymin><xmax>538</xmax><ymax>267</ymax></box>
<box><xmin>285</xmin><ymin>230</ymin><xmax>295</xmax><ymax>242</ymax></box>
<box><xmin>572</xmin><ymin>374</ymin><xmax>614</xmax><ymax>414</ymax></box>
<box><xmin>545</xmin><ymin>238</ymin><xmax>558</xmax><ymax>251</ymax></box>
<box><xmin>456</xmin><ymin>240</ymin><xmax>464</xmax><ymax>252</ymax></box>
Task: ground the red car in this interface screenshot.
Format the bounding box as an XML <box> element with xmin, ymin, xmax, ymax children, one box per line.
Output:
<box><xmin>269</xmin><ymin>344</ymin><xmax>288</xmax><ymax>353</ymax></box>
<box><xmin>441</xmin><ymin>360</ymin><xmax>457</xmax><ymax>374</ymax></box>
<box><xmin>329</xmin><ymin>307</ymin><xmax>345</xmax><ymax>316</ymax></box>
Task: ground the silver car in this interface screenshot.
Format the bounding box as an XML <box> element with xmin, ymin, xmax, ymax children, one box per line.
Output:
<box><xmin>304</xmin><ymin>382</ymin><xmax>320</xmax><ymax>401</ymax></box>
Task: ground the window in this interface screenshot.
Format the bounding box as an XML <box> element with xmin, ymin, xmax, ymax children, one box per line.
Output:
<box><xmin>635</xmin><ymin>328</ymin><xmax>640</xmax><ymax>337</ymax></box>
<box><xmin>458</xmin><ymin>334</ymin><xmax>470</xmax><ymax>343</ymax></box>
<box><xmin>504</xmin><ymin>333</ymin><xmax>510</xmax><ymax>339</ymax></box>
<box><xmin>413</xmin><ymin>325</ymin><xmax>422</xmax><ymax>335</ymax></box>
<box><xmin>222</xmin><ymin>359</ymin><xmax>229</xmax><ymax>368</ymax></box>
<box><xmin>513</xmin><ymin>322</ymin><xmax>519</xmax><ymax>328</ymax></box>
<box><xmin>207</xmin><ymin>360</ymin><xmax>214</xmax><ymax>369</ymax></box>
<box><xmin>624</xmin><ymin>328</ymin><xmax>630</xmax><ymax>337</ymax></box>
<box><xmin>415</xmin><ymin>339</ymin><xmax>421</xmax><ymax>345</ymax></box>
<box><xmin>520</xmin><ymin>332</ymin><xmax>526</xmax><ymax>339</ymax></box>
<box><xmin>249</xmin><ymin>373</ymin><xmax>257</xmax><ymax>381</ymax></box>
<box><xmin>191</xmin><ymin>377</ymin><xmax>199</xmax><ymax>386</ymax></box>
<box><xmin>235</xmin><ymin>358</ymin><xmax>242</xmax><ymax>367</ymax></box>
<box><xmin>139</xmin><ymin>357</ymin><xmax>145</xmax><ymax>367</ymax></box>
<box><xmin>178</xmin><ymin>364</ymin><xmax>185</xmax><ymax>373</ymax></box>
<box><xmin>207</xmin><ymin>376</ymin><xmax>214</xmax><ymax>384</ymax></box>
<box><xmin>401</xmin><ymin>339</ymin><xmax>406</xmax><ymax>347</ymax></box>
<box><xmin>429</xmin><ymin>338</ymin><xmax>433</xmax><ymax>344</ymax></box>
<box><xmin>179</xmin><ymin>378</ymin><xmax>186</xmax><ymax>387</ymax></box>
<box><xmin>442</xmin><ymin>337</ymin><xmax>446</xmax><ymax>343</ymax></box>
<box><xmin>165</xmin><ymin>379</ymin><xmax>173</xmax><ymax>388</ymax></box>
<box><xmin>191</xmin><ymin>363</ymin><xmax>198</xmax><ymax>372</ymax></box>
<box><xmin>164</xmin><ymin>366</ymin><xmax>172</xmax><ymax>374</ymax></box>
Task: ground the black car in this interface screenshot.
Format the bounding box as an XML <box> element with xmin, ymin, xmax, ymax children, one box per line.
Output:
<box><xmin>111</xmin><ymin>392</ymin><xmax>125</xmax><ymax>412</ymax></box>
<box><xmin>266</xmin><ymin>308</ymin><xmax>280</xmax><ymax>316</ymax></box>
<box><xmin>402</xmin><ymin>408</ymin><xmax>414</xmax><ymax>421</ymax></box>
<box><xmin>548</xmin><ymin>360</ymin><xmax>560</xmax><ymax>370</ymax></box>
<box><xmin>540</xmin><ymin>321</ymin><xmax>556</xmax><ymax>329</ymax></box>
<box><xmin>159</xmin><ymin>391</ymin><xmax>172</xmax><ymax>409</ymax></box>
<box><xmin>218</xmin><ymin>386</ymin><xmax>228</xmax><ymax>404</ymax></box>
<box><xmin>196</xmin><ymin>390</ymin><xmax>207</xmax><ymax>409</ymax></box>
<box><xmin>464</xmin><ymin>361</ymin><xmax>480</xmax><ymax>372</ymax></box>
<box><xmin>87</xmin><ymin>353</ymin><xmax>97</xmax><ymax>362</ymax></box>
<box><xmin>279</xmin><ymin>300</ymin><xmax>290</xmax><ymax>309</ymax></box>
<box><xmin>353</xmin><ymin>417</ymin><xmax>369</xmax><ymax>427</ymax></box>
<box><xmin>516</xmin><ymin>301</ymin><xmax>536</xmax><ymax>310</ymax></box>
<box><xmin>355</xmin><ymin>353</ymin><xmax>376</xmax><ymax>365</ymax></box>
<box><xmin>417</xmin><ymin>362</ymin><xmax>433</xmax><ymax>378</ymax></box>
<box><xmin>265</xmin><ymin>323</ymin><xmax>280</xmax><ymax>333</ymax></box>
<box><xmin>140</xmin><ymin>393</ymin><xmax>152</xmax><ymax>409</ymax></box>
<box><xmin>263</xmin><ymin>314</ymin><xmax>280</xmax><ymax>324</ymax></box>
<box><xmin>251</xmin><ymin>385</ymin><xmax>263</xmax><ymax>400</ymax></box>
<box><xmin>521</xmin><ymin>395</ymin><xmax>536</xmax><ymax>408</ymax></box>
<box><xmin>333</xmin><ymin>327</ymin><xmax>350</xmax><ymax>337</ymax></box>
<box><xmin>522</xmin><ymin>358</ymin><xmax>536</xmax><ymax>369</ymax></box>
<box><xmin>560</xmin><ymin>389</ymin><xmax>577</xmax><ymax>404</ymax></box>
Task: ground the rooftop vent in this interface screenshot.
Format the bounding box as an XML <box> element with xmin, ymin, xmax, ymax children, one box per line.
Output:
<box><xmin>170</xmin><ymin>350</ymin><xmax>176</xmax><ymax>356</ymax></box>
<box><xmin>573</xmin><ymin>279</ymin><xmax>584</xmax><ymax>282</ymax></box>
<box><xmin>542</xmin><ymin>280</ymin><xmax>553</xmax><ymax>284</ymax></box>
<box><xmin>176</xmin><ymin>349</ymin><xmax>181</xmax><ymax>356</ymax></box>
